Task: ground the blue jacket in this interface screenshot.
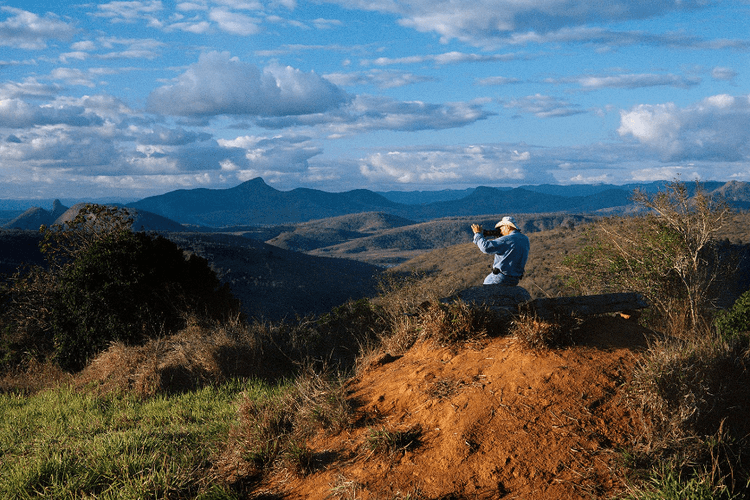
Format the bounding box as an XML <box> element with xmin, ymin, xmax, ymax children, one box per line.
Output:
<box><xmin>473</xmin><ymin>230</ymin><xmax>530</xmax><ymax>285</ymax></box>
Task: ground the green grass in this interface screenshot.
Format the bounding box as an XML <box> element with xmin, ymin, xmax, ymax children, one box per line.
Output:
<box><xmin>0</xmin><ymin>379</ymin><xmax>286</xmax><ymax>499</ymax></box>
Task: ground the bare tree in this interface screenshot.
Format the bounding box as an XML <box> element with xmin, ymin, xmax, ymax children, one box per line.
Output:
<box><xmin>564</xmin><ymin>180</ymin><xmax>733</xmax><ymax>332</ymax></box>
<box><xmin>631</xmin><ymin>181</ymin><xmax>732</xmax><ymax>329</ymax></box>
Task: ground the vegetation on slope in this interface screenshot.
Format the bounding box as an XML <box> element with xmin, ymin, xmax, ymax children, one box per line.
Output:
<box><xmin>1</xmin><ymin>181</ymin><xmax>749</xmax><ymax>499</ymax></box>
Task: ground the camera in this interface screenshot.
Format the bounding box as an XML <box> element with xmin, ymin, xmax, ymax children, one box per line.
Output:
<box><xmin>482</xmin><ymin>228</ymin><xmax>503</xmax><ymax>238</ymax></box>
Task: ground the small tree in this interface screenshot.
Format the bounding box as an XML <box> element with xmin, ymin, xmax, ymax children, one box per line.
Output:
<box><xmin>2</xmin><ymin>204</ymin><xmax>240</xmax><ymax>372</ymax></box>
<box><xmin>564</xmin><ymin>180</ymin><xmax>732</xmax><ymax>331</ymax></box>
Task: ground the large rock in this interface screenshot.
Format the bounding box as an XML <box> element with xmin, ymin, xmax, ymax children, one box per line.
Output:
<box><xmin>444</xmin><ymin>285</ymin><xmax>532</xmax><ymax>320</ymax></box>
<box><xmin>455</xmin><ymin>285</ymin><xmax>532</xmax><ymax>307</ymax></box>
<box><xmin>446</xmin><ymin>287</ymin><xmax>649</xmax><ymax>322</ymax></box>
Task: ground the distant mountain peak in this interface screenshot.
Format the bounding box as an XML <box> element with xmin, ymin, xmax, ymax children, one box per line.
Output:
<box><xmin>232</xmin><ymin>177</ymin><xmax>275</xmax><ymax>191</ymax></box>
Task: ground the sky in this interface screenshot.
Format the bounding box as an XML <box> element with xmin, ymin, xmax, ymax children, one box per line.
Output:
<box><xmin>1</xmin><ymin>0</ymin><xmax>750</xmax><ymax>200</ymax></box>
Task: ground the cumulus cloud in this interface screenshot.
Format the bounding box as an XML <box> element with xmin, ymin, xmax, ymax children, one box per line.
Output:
<box><xmin>0</xmin><ymin>78</ymin><xmax>62</xmax><ymax>100</ymax></box>
<box><xmin>505</xmin><ymin>26</ymin><xmax>750</xmax><ymax>50</ymax></box>
<box><xmin>137</xmin><ymin>126</ymin><xmax>212</xmax><ymax>145</ymax></box>
<box><xmin>0</xmin><ymin>7</ymin><xmax>77</xmax><ymax>49</ymax></box>
<box><xmin>0</xmin><ymin>128</ymin><xmax>119</xmax><ymax>168</ymax></box>
<box><xmin>147</xmin><ymin>51</ymin><xmax>349</xmax><ymax>117</ymax></box>
<box><xmin>504</xmin><ymin>94</ymin><xmax>585</xmax><ymax>118</ymax></box>
<box><xmin>219</xmin><ymin>134</ymin><xmax>323</xmax><ymax>172</ymax></box>
<box><xmin>618</xmin><ymin>94</ymin><xmax>750</xmax><ymax>162</ymax></box>
<box><xmin>209</xmin><ymin>8</ymin><xmax>261</xmax><ymax>35</ymax></box>
<box><xmin>51</xmin><ymin>68</ymin><xmax>97</xmax><ymax>88</ymax></box>
<box><xmin>130</xmin><ymin>139</ymin><xmax>251</xmax><ymax>172</ymax></box>
<box><xmin>0</xmin><ymin>99</ymin><xmax>104</xmax><ymax>128</ymax></box>
<box><xmin>712</xmin><ymin>67</ymin><xmax>738</xmax><ymax>81</ymax></box>
<box><xmin>476</xmin><ymin>76</ymin><xmax>521</xmax><ymax>86</ymax></box>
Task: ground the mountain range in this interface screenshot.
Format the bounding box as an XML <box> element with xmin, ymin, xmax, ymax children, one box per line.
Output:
<box><xmin>126</xmin><ymin>178</ymin><xmax>750</xmax><ymax>227</ymax></box>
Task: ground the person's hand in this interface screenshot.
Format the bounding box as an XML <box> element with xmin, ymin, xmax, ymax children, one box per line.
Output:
<box><xmin>471</xmin><ymin>224</ymin><xmax>482</xmax><ymax>234</ymax></box>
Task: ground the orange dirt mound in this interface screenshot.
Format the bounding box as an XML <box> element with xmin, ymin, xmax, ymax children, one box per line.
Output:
<box><xmin>263</xmin><ymin>315</ymin><xmax>652</xmax><ymax>499</ymax></box>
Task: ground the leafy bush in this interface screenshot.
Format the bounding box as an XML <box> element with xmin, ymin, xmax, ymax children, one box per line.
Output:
<box><xmin>715</xmin><ymin>289</ymin><xmax>750</xmax><ymax>338</ymax></box>
<box><xmin>2</xmin><ymin>204</ymin><xmax>240</xmax><ymax>372</ymax></box>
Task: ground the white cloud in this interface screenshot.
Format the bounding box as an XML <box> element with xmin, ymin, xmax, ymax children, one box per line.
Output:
<box><xmin>0</xmin><ymin>99</ymin><xmax>104</xmax><ymax>128</ymax></box>
<box><xmin>359</xmin><ymin>145</ymin><xmax>528</xmax><ymax>186</ymax></box>
<box><xmin>0</xmin><ymin>7</ymin><xmax>77</xmax><ymax>49</ymax></box>
<box><xmin>137</xmin><ymin>126</ymin><xmax>212</xmax><ymax>145</ymax></box>
<box><xmin>576</xmin><ymin>73</ymin><xmax>701</xmax><ymax>90</ymax></box>
<box><xmin>71</xmin><ymin>41</ymin><xmax>97</xmax><ymax>51</ymax></box>
<box><xmin>93</xmin><ymin>1</ymin><xmax>165</xmax><ymax>28</ymax></box>
<box><xmin>51</xmin><ymin>68</ymin><xmax>96</xmax><ymax>88</ymax></box>
<box><xmin>255</xmin><ymin>95</ymin><xmax>494</xmax><ymax>134</ymax></box>
<box><xmin>324</xmin><ymin>70</ymin><xmax>436</xmax><ymax>89</ymax></box>
<box><xmin>321</xmin><ymin>0</ymin><xmax>710</xmax><ymax>47</ymax></box>
<box><xmin>476</xmin><ymin>76</ymin><xmax>521</xmax><ymax>86</ymax></box>
<box><xmin>0</xmin><ymin>78</ymin><xmax>62</xmax><ymax>99</ymax></box>
<box><xmin>209</xmin><ymin>8</ymin><xmax>261</xmax><ymax>35</ymax></box>
<box><xmin>504</xmin><ymin>94</ymin><xmax>585</xmax><ymax>118</ymax></box>
<box><xmin>147</xmin><ymin>51</ymin><xmax>349</xmax><ymax>117</ymax></box>
<box><xmin>96</xmin><ymin>37</ymin><xmax>165</xmax><ymax>59</ymax></box>
<box><xmin>363</xmin><ymin>51</ymin><xmax>522</xmax><ymax>66</ymax></box>
<box><xmin>505</xmin><ymin>25</ymin><xmax>750</xmax><ymax>50</ymax></box>
<box><xmin>619</xmin><ymin>94</ymin><xmax>750</xmax><ymax>162</ymax></box>
<box><xmin>219</xmin><ymin>134</ymin><xmax>322</xmax><ymax>172</ymax></box>
<box><xmin>712</xmin><ymin>66</ymin><xmax>738</xmax><ymax>81</ymax></box>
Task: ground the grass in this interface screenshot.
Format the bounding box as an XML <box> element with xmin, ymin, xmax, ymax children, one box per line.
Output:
<box><xmin>0</xmin><ymin>379</ymin><xmax>284</xmax><ymax>499</ymax></box>
<box><xmin>366</xmin><ymin>425</ymin><xmax>423</xmax><ymax>456</ymax></box>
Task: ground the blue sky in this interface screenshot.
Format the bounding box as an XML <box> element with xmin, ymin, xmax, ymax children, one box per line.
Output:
<box><xmin>1</xmin><ymin>0</ymin><xmax>750</xmax><ymax>199</ymax></box>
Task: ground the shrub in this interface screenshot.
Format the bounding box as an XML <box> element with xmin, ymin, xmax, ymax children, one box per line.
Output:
<box><xmin>2</xmin><ymin>204</ymin><xmax>240</xmax><ymax>372</ymax></box>
<box><xmin>564</xmin><ymin>180</ymin><xmax>733</xmax><ymax>332</ymax></box>
<box><xmin>715</xmin><ymin>289</ymin><xmax>750</xmax><ymax>338</ymax></box>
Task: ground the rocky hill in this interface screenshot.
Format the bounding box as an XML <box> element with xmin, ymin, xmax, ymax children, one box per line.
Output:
<box><xmin>3</xmin><ymin>201</ymin><xmax>186</xmax><ymax>233</ymax></box>
<box><xmin>3</xmin><ymin>199</ymin><xmax>69</xmax><ymax>230</ymax></box>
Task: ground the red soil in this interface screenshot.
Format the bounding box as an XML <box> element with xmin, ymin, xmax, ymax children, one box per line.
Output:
<box><xmin>262</xmin><ymin>315</ymin><xmax>652</xmax><ymax>499</ymax></box>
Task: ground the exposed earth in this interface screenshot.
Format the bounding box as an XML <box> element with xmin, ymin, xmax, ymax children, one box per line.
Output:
<box><xmin>257</xmin><ymin>315</ymin><xmax>653</xmax><ymax>499</ymax></box>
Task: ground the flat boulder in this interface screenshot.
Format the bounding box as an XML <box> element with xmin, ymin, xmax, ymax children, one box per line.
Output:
<box><xmin>454</xmin><ymin>285</ymin><xmax>532</xmax><ymax>307</ymax></box>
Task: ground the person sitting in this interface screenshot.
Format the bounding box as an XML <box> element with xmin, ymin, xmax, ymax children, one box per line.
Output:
<box><xmin>471</xmin><ymin>216</ymin><xmax>530</xmax><ymax>286</ymax></box>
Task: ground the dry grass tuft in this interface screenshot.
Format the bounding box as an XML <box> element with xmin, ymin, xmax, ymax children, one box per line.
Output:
<box><xmin>213</xmin><ymin>368</ymin><xmax>352</xmax><ymax>488</ymax></box>
<box><xmin>76</xmin><ymin>315</ymin><xmax>261</xmax><ymax>396</ymax></box>
<box><xmin>366</xmin><ymin>425</ymin><xmax>423</xmax><ymax>456</ymax></box>
<box><xmin>629</xmin><ymin>334</ymin><xmax>750</xmax><ymax>447</ymax></box>
<box><xmin>378</xmin><ymin>298</ymin><xmax>499</xmax><ymax>356</ymax></box>
<box><xmin>625</xmin><ymin>329</ymin><xmax>750</xmax><ymax>497</ymax></box>
<box><xmin>0</xmin><ymin>358</ymin><xmax>72</xmax><ymax>395</ymax></box>
<box><xmin>511</xmin><ymin>313</ymin><xmax>574</xmax><ymax>350</ymax></box>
